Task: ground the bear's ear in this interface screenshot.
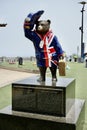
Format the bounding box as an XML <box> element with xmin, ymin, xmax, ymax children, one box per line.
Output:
<box><xmin>47</xmin><ymin>20</ymin><xmax>51</xmax><ymax>24</ymax></box>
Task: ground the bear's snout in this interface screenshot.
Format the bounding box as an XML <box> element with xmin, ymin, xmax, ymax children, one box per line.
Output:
<box><xmin>38</xmin><ymin>25</ymin><xmax>43</xmax><ymax>30</ymax></box>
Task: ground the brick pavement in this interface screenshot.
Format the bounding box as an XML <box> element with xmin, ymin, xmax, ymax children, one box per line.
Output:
<box><xmin>0</xmin><ymin>69</ymin><xmax>37</xmax><ymax>88</ymax></box>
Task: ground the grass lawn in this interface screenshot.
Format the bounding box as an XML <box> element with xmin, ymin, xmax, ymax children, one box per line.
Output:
<box><xmin>0</xmin><ymin>60</ymin><xmax>38</xmax><ymax>70</ymax></box>
<box><xmin>0</xmin><ymin>61</ymin><xmax>87</xmax><ymax>129</ymax></box>
<box><xmin>0</xmin><ymin>84</ymin><xmax>11</xmax><ymax>109</ymax></box>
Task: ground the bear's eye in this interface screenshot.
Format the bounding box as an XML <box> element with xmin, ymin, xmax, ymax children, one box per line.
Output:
<box><xmin>40</xmin><ymin>24</ymin><xmax>44</xmax><ymax>26</ymax></box>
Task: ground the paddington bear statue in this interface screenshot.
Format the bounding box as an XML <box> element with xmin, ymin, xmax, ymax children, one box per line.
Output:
<box><xmin>24</xmin><ymin>10</ymin><xmax>64</xmax><ymax>82</ymax></box>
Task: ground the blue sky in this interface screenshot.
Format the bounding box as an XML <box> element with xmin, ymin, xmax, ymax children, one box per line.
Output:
<box><xmin>0</xmin><ymin>0</ymin><xmax>87</xmax><ymax>57</ymax></box>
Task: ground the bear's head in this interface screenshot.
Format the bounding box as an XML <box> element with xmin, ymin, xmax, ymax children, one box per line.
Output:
<box><xmin>35</xmin><ymin>20</ymin><xmax>51</xmax><ymax>35</ymax></box>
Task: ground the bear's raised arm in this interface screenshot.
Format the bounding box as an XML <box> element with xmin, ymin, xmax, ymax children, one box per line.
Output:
<box><xmin>24</xmin><ymin>10</ymin><xmax>44</xmax><ymax>30</ymax></box>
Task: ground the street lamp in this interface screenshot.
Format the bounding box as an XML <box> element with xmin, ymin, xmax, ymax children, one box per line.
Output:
<box><xmin>79</xmin><ymin>1</ymin><xmax>87</xmax><ymax>62</ymax></box>
<box><xmin>0</xmin><ymin>23</ymin><xmax>7</xmax><ymax>27</ymax></box>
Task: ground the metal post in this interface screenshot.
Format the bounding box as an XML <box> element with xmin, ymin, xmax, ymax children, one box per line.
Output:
<box><xmin>79</xmin><ymin>1</ymin><xmax>87</xmax><ymax>62</ymax></box>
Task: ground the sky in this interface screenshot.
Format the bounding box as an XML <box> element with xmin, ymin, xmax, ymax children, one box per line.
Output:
<box><xmin>0</xmin><ymin>0</ymin><xmax>87</xmax><ymax>57</ymax></box>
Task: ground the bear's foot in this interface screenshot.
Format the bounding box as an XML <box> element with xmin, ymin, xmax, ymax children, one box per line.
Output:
<box><xmin>37</xmin><ymin>77</ymin><xmax>45</xmax><ymax>82</ymax></box>
<box><xmin>52</xmin><ymin>78</ymin><xmax>57</xmax><ymax>82</ymax></box>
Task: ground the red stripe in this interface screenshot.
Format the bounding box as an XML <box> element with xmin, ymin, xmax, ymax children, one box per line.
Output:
<box><xmin>48</xmin><ymin>47</ymin><xmax>56</xmax><ymax>54</ymax></box>
<box><xmin>43</xmin><ymin>42</ymin><xmax>49</xmax><ymax>67</ymax></box>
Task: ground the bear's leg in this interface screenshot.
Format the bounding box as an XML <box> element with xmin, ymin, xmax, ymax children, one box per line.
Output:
<box><xmin>49</xmin><ymin>67</ymin><xmax>57</xmax><ymax>81</ymax></box>
<box><xmin>37</xmin><ymin>67</ymin><xmax>47</xmax><ymax>82</ymax></box>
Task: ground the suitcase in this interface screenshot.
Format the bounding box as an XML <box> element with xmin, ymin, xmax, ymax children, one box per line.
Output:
<box><xmin>58</xmin><ymin>61</ymin><xmax>66</xmax><ymax>76</ymax></box>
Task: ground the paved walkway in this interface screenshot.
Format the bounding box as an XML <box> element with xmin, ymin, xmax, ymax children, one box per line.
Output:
<box><xmin>0</xmin><ymin>69</ymin><xmax>37</xmax><ymax>88</ymax></box>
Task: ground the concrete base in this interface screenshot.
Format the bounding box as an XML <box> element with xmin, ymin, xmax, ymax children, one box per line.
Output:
<box><xmin>0</xmin><ymin>99</ymin><xmax>85</xmax><ymax>130</ymax></box>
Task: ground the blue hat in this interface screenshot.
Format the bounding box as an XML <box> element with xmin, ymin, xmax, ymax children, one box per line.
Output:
<box><xmin>27</xmin><ymin>10</ymin><xmax>44</xmax><ymax>24</ymax></box>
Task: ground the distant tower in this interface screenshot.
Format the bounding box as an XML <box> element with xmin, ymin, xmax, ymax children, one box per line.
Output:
<box><xmin>84</xmin><ymin>43</ymin><xmax>87</xmax><ymax>55</ymax></box>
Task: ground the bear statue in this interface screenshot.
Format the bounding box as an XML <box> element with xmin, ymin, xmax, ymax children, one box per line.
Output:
<box><xmin>24</xmin><ymin>10</ymin><xmax>64</xmax><ymax>82</ymax></box>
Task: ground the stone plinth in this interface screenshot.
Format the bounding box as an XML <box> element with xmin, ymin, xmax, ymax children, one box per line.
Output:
<box><xmin>0</xmin><ymin>99</ymin><xmax>85</xmax><ymax>130</ymax></box>
<box><xmin>12</xmin><ymin>76</ymin><xmax>75</xmax><ymax>117</ymax></box>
